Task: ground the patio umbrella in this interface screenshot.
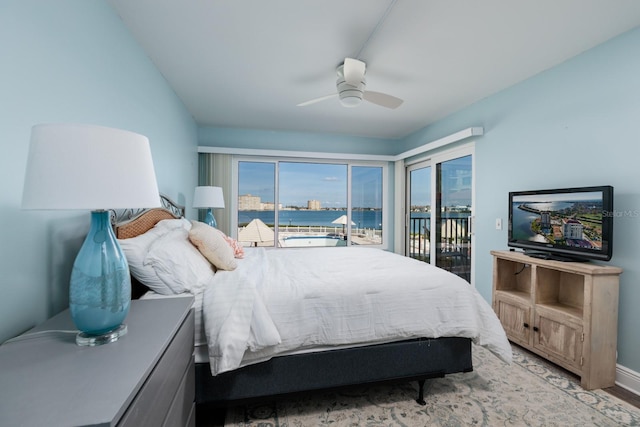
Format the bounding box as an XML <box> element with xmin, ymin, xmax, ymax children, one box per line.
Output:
<box><xmin>238</xmin><ymin>218</ymin><xmax>274</xmax><ymax>246</ymax></box>
<box><xmin>331</xmin><ymin>214</ymin><xmax>356</xmax><ymax>233</ymax></box>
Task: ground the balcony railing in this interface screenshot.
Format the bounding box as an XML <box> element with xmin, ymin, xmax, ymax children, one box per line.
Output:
<box><xmin>409</xmin><ymin>215</ymin><xmax>471</xmax><ymax>282</ymax></box>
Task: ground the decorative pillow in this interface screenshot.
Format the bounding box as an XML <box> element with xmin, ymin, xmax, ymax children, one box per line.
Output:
<box><xmin>220</xmin><ymin>232</ymin><xmax>245</xmax><ymax>258</ymax></box>
<box><xmin>188</xmin><ymin>221</ymin><xmax>237</xmax><ymax>271</ymax></box>
<box><xmin>144</xmin><ymin>227</ymin><xmax>214</xmax><ymax>294</ymax></box>
<box><xmin>117</xmin><ymin>218</ymin><xmax>192</xmax><ymax>295</ymax></box>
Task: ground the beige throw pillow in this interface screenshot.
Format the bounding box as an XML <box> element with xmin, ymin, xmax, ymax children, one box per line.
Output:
<box><xmin>188</xmin><ymin>221</ymin><xmax>237</xmax><ymax>271</ymax></box>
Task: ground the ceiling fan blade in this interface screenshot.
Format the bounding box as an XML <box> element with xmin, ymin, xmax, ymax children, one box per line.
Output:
<box><xmin>363</xmin><ymin>91</ymin><xmax>403</xmax><ymax>109</ymax></box>
<box><xmin>297</xmin><ymin>93</ymin><xmax>338</xmax><ymax>107</ymax></box>
<box><xmin>343</xmin><ymin>58</ymin><xmax>366</xmax><ymax>86</ymax></box>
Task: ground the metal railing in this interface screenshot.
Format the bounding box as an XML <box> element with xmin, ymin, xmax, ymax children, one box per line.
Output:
<box><xmin>408</xmin><ymin>215</ymin><xmax>471</xmax><ymax>282</ymax></box>
<box><xmin>237</xmin><ymin>224</ymin><xmax>383</xmax><ymax>246</ymax></box>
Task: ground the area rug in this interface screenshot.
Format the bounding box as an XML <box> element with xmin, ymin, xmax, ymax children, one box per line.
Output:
<box><xmin>225</xmin><ymin>344</ymin><xmax>640</xmax><ymax>426</ymax></box>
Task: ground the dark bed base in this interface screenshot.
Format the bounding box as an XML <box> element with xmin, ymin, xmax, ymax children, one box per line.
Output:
<box><xmin>195</xmin><ymin>336</ymin><xmax>472</xmax><ymax>407</ymax></box>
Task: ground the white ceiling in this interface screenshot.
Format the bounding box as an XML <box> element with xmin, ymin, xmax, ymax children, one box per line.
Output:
<box><xmin>108</xmin><ymin>0</ymin><xmax>640</xmax><ymax>140</ymax></box>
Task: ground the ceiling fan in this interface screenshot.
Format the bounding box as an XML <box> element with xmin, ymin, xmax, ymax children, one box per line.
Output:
<box><xmin>297</xmin><ymin>57</ymin><xmax>403</xmax><ymax>109</ymax></box>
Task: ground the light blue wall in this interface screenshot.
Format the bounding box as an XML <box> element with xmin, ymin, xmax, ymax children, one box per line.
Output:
<box><xmin>199</xmin><ymin>126</ymin><xmax>398</xmax><ymax>155</ymax></box>
<box><xmin>0</xmin><ymin>1</ymin><xmax>198</xmax><ymax>343</ymax></box>
<box><xmin>402</xmin><ymin>27</ymin><xmax>640</xmax><ymax>372</ymax></box>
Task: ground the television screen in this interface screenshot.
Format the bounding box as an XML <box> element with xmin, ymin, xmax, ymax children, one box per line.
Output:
<box><xmin>508</xmin><ymin>186</ymin><xmax>613</xmax><ymax>261</ymax></box>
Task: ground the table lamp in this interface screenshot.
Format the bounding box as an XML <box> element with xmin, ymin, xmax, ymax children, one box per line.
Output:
<box><xmin>193</xmin><ymin>186</ymin><xmax>224</xmax><ymax>228</ymax></box>
<box><xmin>22</xmin><ymin>123</ymin><xmax>160</xmax><ymax>346</ymax></box>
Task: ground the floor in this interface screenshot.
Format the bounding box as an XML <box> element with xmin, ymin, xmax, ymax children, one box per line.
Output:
<box><xmin>194</xmin><ymin>366</ymin><xmax>640</xmax><ymax>427</ymax></box>
<box><xmin>604</xmin><ymin>384</ymin><xmax>640</xmax><ymax>408</ymax></box>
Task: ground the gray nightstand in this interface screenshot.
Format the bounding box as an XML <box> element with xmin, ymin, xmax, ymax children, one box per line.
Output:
<box><xmin>0</xmin><ymin>297</ymin><xmax>195</xmax><ymax>427</ymax></box>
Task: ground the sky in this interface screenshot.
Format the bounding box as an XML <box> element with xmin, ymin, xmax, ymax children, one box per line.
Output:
<box><xmin>409</xmin><ymin>155</ymin><xmax>472</xmax><ymax>207</ymax></box>
<box><xmin>409</xmin><ymin>166</ymin><xmax>431</xmax><ymax>207</ymax></box>
<box><xmin>238</xmin><ymin>161</ymin><xmax>382</xmax><ymax>208</ymax></box>
<box><xmin>513</xmin><ymin>191</ymin><xmax>602</xmax><ymax>203</ymax></box>
<box><xmin>238</xmin><ymin>156</ymin><xmax>472</xmax><ymax>210</ymax></box>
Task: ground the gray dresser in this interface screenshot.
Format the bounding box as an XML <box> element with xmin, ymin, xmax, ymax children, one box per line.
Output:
<box><xmin>0</xmin><ymin>297</ymin><xmax>195</xmax><ymax>427</ymax></box>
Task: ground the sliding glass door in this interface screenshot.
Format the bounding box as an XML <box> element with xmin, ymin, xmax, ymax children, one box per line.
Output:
<box><xmin>435</xmin><ymin>154</ymin><xmax>472</xmax><ymax>282</ymax></box>
<box><xmin>406</xmin><ymin>147</ymin><xmax>474</xmax><ymax>283</ymax></box>
<box><xmin>407</xmin><ymin>165</ymin><xmax>432</xmax><ymax>263</ymax></box>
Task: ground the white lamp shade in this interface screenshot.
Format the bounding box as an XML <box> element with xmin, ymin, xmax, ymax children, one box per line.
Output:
<box><xmin>22</xmin><ymin>124</ymin><xmax>161</xmax><ymax>210</ymax></box>
<box><xmin>193</xmin><ymin>186</ymin><xmax>225</xmax><ymax>209</ymax></box>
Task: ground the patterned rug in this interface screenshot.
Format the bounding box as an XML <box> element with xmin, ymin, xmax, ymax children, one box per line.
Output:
<box><xmin>225</xmin><ymin>344</ymin><xmax>640</xmax><ymax>426</ymax></box>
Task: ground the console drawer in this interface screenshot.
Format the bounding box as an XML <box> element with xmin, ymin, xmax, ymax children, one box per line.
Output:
<box><xmin>119</xmin><ymin>309</ymin><xmax>195</xmax><ymax>427</ymax></box>
<box><xmin>163</xmin><ymin>358</ymin><xmax>195</xmax><ymax>427</ymax></box>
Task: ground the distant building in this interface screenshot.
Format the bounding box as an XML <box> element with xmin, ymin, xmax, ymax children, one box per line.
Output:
<box><xmin>563</xmin><ymin>219</ymin><xmax>584</xmax><ymax>239</ymax></box>
<box><xmin>540</xmin><ymin>211</ymin><xmax>551</xmax><ymax>232</ymax></box>
<box><xmin>308</xmin><ymin>199</ymin><xmax>321</xmax><ymax>210</ymax></box>
<box><xmin>261</xmin><ymin>202</ymin><xmax>283</xmax><ymax>211</ymax></box>
<box><xmin>238</xmin><ymin>194</ymin><xmax>261</xmax><ymax>211</ymax></box>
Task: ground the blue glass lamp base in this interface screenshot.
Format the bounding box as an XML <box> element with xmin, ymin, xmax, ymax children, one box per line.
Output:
<box><xmin>204</xmin><ymin>208</ymin><xmax>217</xmax><ymax>228</ymax></box>
<box><xmin>76</xmin><ymin>323</ymin><xmax>128</xmax><ymax>346</ymax></box>
<box><xmin>69</xmin><ymin>210</ymin><xmax>131</xmax><ymax>346</ymax></box>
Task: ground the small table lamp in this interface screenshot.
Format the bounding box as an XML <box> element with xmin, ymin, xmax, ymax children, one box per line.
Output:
<box><xmin>193</xmin><ymin>186</ymin><xmax>225</xmax><ymax>228</ymax></box>
<box><xmin>22</xmin><ymin>123</ymin><xmax>160</xmax><ymax>346</ymax></box>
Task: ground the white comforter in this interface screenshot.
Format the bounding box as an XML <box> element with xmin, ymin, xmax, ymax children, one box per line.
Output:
<box><xmin>203</xmin><ymin>246</ymin><xmax>512</xmax><ymax>376</ymax></box>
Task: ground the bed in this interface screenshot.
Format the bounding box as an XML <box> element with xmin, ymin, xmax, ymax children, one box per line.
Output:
<box><xmin>113</xmin><ymin>195</ymin><xmax>511</xmax><ymax>407</ymax></box>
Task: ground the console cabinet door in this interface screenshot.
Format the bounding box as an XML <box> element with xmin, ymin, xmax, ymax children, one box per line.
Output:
<box><xmin>533</xmin><ymin>309</ymin><xmax>583</xmax><ymax>371</ymax></box>
<box><xmin>495</xmin><ymin>297</ymin><xmax>531</xmax><ymax>347</ymax></box>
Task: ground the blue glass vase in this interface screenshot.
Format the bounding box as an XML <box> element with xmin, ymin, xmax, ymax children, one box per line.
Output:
<box><xmin>204</xmin><ymin>208</ymin><xmax>217</xmax><ymax>228</ymax></box>
<box><xmin>69</xmin><ymin>210</ymin><xmax>130</xmax><ymax>345</ymax></box>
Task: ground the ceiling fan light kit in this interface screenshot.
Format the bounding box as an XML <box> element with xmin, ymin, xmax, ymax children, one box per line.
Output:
<box><xmin>337</xmin><ymin>64</ymin><xmax>365</xmax><ymax>107</ymax></box>
<box><xmin>339</xmin><ymin>93</ymin><xmax>363</xmax><ymax>107</ymax></box>
<box><xmin>298</xmin><ymin>57</ymin><xmax>403</xmax><ymax>109</ymax></box>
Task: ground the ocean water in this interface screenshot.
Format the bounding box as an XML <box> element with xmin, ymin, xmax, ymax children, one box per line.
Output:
<box><xmin>238</xmin><ymin>210</ymin><xmax>383</xmax><ymax>229</ymax></box>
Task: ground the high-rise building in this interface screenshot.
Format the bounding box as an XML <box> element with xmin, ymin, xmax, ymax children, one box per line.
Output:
<box><xmin>307</xmin><ymin>199</ymin><xmax>321</xmax><ymax>210</ymax></box>
<box><xmin>563</xmin><ymin>219</ymin><xmax>584</xmax><ymax>239</ymax></box>
<box><xmin>540</xmin><ymin>211</ymin><xmax>551</xmax><ymax>232</ymax></box>
<box><xmin>238</xmin><ymin>194</ymin><xmax>261</xmax><ymax>210</ymax></box>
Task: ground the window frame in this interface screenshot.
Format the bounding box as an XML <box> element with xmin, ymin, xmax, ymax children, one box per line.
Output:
<box><xmin>231</xmin><ymin>155</ymin><xmax>389</xmax><ymax>249</ymax></box>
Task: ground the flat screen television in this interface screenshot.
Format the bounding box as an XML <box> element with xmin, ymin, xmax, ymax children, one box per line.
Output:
<box><xmin>508</xmin><ymin>185</ymin><xmax>613</xmax><ymax>261</ymax></box>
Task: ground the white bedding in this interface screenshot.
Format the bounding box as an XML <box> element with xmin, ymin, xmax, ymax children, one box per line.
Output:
<box><xmin>140</xmin><ymin>291</ymin><xmax>210</xmax><ymax>363</ymax></box>
<box><xmin>203</xmin><ymin>246</ymin><xmax>512</xmax><ymax>376</ymax></box>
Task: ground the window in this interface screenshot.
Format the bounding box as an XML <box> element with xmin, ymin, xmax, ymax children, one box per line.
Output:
<box><xmin>236</xmin><ymin>159</ymin><xmax>386</xmax><ymax>248</ymax></box>
<box><xmin>237</xmin><ymin>161</ymin><xmax>276</xmax><ymax>246</ymax></box>
<box><xmin>351</xmin><ymin>166</ymin><xmax>383</xmax><ymax>246</ymax></box>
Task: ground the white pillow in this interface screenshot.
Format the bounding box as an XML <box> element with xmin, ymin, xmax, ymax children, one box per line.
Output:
<box><xmin>156</xmin><ymin>217</ymin><xmax>192</xmax><ymax>232</ymax></box>
<box><xmin>188</xmin><ymin>221</ymin><xmax>237</xmax><ymax>271</ymax></box>
<box><xmin>144</xmin><ymin>227</ymin><xmax>215</xmax><ymax>294</ymax></box>
<box><xmin>117</xmin><ymin>218</ymin><xmax>192</xmax><ymax>295</ymax></box>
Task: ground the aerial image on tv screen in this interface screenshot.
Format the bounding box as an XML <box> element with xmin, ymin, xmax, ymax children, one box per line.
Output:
<box><xmin>511</xmin><ymin>192</ymin><xmax>604</xmax><ymax>250</ymax></box>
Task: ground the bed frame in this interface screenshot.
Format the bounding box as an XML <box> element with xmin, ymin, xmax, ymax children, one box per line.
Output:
<box><xmin>113</xmin><ymin>195</ymin><xmax>473</xmax><ymax>407</ymax></box>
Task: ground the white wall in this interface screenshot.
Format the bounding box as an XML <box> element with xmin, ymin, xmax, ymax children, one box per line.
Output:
<box><xmin>0</xmin><ymin>1</ymin><xmax>198</xmax><ymax>343</ymax></box>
